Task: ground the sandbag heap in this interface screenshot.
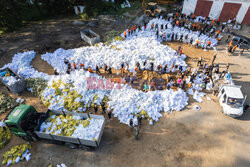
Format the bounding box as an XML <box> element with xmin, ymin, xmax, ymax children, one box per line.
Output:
<box><xmin>40</xmin><ymin>113</ymin><xmax>104</xmax><ymax>141</ymax></box>
<box><xmin>1</xmin><ymin>51</ymin><xmax>51</xmax><ymax>80</ymax></box>
<box><xmin>41</xmin><ymin>70</ymin><xmax>110</xmax><ymax>112</ymax></box>
<box><xmin>109</xmin><ymin>88</ymin><xmax>188</xmax><ymax>125</ymax></box>
<box><xmin>40</xmin><ymin>70</ymin><xmax>188</xmax><ymax>126</ymax></box>
<box><xmin>2</xmin><ymin>143</ymin><xmax>31</xmax><ymax>166</ymax></box>
<box><xmin>41</xmin><ymin>31</ymin><xmax>187</xmax><ymax>73</ymax></box>
<box><xmin>0</xmin><ymin>92</ymin><xmax>17</xmax><ymax>114</ymax></box>
<box><xmin>0</xmin><ymin>122</ymin><xmax>12</xmax><ymax>149</ymax></box>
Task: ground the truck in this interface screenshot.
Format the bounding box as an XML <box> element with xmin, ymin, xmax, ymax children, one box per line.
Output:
<box><xmin>218</xmin><ymin>84</ymin><xmax>247</xmax><ymax>118</ymax></box>
<box><xmin>3</xmin><ymin>105</ymin><xmax>106</xmax><ymax>150</ymax></box>
<box><xmin>0</xmin><ymin>67</ymin><xmax>26</xmax><ymax>94</ymax></box>
<box><xmin>231</xmin><ymin>33</ymin><xmax>250</xmax><ymax>50</ymax></box>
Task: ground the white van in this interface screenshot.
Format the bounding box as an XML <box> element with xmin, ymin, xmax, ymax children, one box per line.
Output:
<box><xmin>218</xmin><ymin>84</ymin><xmax>247</xmax><ymax>118</ymax></box>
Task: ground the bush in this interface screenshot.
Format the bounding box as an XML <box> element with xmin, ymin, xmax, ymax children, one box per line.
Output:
<box><xmin>104</xmin><ymin>30</ymin><xmax>123</xmax><ymax>42</ymax></box>
<box><xmin>80</xmin><ymin>13</ymin><xmax>89</xmax><ymax>21</ymax></box>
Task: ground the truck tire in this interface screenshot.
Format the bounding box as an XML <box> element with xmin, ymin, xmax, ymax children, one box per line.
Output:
<box><xmin>79</xmin><ymin>145</ymin><xmax>91</xmax><ymax>151</ymax></box>
<box><xmin>65</xmin><ymin>143</ymin><xmax>78</xmax><ymax>149</ymax></box>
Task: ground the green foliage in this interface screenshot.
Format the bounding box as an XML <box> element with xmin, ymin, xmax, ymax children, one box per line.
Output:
<box><xmin>0</xmin><ymin>0</ymin><xmax>130</xmax><ymax>33</ymax></box>
<box><xmin>25</xmin><ymin>78</ymin><xmax>48</xmax><ymax>97</ymax></box>
<box><xmin>104</xmin><ymin>30</ymin><xmax>123</xmax><ymax>42</ymax></box>
<box><xmin>80</xmin><ymin>13</ymin><xmax>89</xmax><ymax>21</ymax></box>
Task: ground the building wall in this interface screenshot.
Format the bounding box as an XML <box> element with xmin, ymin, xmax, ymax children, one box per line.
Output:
<box><xmin>194</xmin><ymin>0</ymin><xmax>213</xmax><ymax>17</ymax></box>
<box><xmin>182</xmin><ymin>0</ymin><xmax>250</xmax><ymax>24</ymax></box>
<box><xmin>242</xmin><ymin>7</ymin><xmax>250</xmax><ymax>25</ymax></box>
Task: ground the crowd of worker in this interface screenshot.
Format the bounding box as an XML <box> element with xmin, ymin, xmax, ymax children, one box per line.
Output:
<box><xmin>122</xmin><ymin>13</ymin><xmax>227</xmax><ymax>50</ymax></box>
<box><xmin>63</xmin><ymin>46</ymin><xmax>231</xmax><ymax>96</ymax></box>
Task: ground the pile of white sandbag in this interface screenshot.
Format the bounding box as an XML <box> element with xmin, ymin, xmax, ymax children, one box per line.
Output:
<box><xmin>1</xmin><ymin>51</ymin><xmax>50</xmax><ymax>80</ymax></box>
<box><xmin>109</xmin><ymin>88</ymin><xmax>188</xmax><ymax>125</ymax></box>
<box><xmin>2</xmin><ymin>76</ymin><xmax>20</xmax><ymax>85</ymax></box>
<box><xmin>41</xmin><ymin>30</ymin><xmax>187</xmax><ymax>74</ymax></box>
<box><xmin>40</xmin><ymin>69</ymin><xmax>188</xmax><ymax>125</ymax></box>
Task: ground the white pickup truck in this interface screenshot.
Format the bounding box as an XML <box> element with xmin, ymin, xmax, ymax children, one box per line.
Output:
<box><xmin>218</xmin><ymin>84</ymin><xmax>247</xmax><ymax>118</ymax></box>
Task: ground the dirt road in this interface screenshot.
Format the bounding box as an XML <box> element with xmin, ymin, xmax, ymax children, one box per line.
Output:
<box><xmin>0</xmin><ymin>17</ymin><xmax>250</xmax><ymax>167</ymax></box>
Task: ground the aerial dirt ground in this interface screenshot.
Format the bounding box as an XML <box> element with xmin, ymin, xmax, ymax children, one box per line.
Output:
<box><xmin>0</xmin><ymin>17</ymin><xmax>250</xmax><ymax>167</ymax></box>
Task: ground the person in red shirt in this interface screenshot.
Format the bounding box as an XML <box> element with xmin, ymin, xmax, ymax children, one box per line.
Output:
<box><xmin>124</xmin><ymin>30</ymin><xmax>127</xmax><ymax>38</ymax></box>
<box><xmin>179</xmin><ymin>48</ymin><xmax>182</xmax><ymax>56</ymax></box>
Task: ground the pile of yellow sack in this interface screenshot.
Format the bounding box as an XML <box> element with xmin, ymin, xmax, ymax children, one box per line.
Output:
<box><xmin>2</xmin><ymin>143</ymin><xmax>31</xmax><ymax>166</ymax></box>
<box><xmin>41</xmin><ymin>80</ymin><xmax>84</xmax><ymax>112</ymax></box>
<box><xmin>43</xmin><ymin>113</ymin><xmax>91</xmax><ymax>136</ymax></box>
<box><xmin>0</xmin><ymin>122</ymin><xmax>12</xmax><ymax>149</ymax></box>
<box><xmin>138</xmin><ymin>110</ymin><xmax>150</xmax><ymax>119</ymax></box>
<box><xmin>41</xmin><ymin>79</ymin><xmax>109</xmax><ymax>113</ymax></box>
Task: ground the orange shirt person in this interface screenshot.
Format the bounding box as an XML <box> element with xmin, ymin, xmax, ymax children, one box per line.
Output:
<box><xmin>73</xmin><ymin>62</ymin><xmax>76</xmax><ymax>69</ymax></box>
<box><xmin>229</xmin><ymin>40</ymin><xmax>233</xmax><ymax>48</ymax></box>
<box><xmin>88</xmin><ymin>67</ymin><xmax>93</xmax><ymax>73</ymax></box>
<box><xmin>124</xmin><ymin>30</ymin><xmax>127</xmax><ymax>38</ymax></box>
<box><xmin>217</xmin><ymin>30</ymin><xmax>221</xmax><ymax>34</ymax></box>
<box><xmin>207</xmin><ymin>40</ymin><xmax>211</xmax><ymax>46</ymax></box>
<box><xmin>232</xmin><ymin>45</ymin><xmax>237</xmax><ymax>52</ymax></box>
<box><xmin>211</xmin><ymin>19</ymin><xmax>215</xmax><ymax>25</ymax></box>
<box><xmin>79</xmin><ymin>63</ymin><xmax>84</xmax><ymax>69</ymax></box>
